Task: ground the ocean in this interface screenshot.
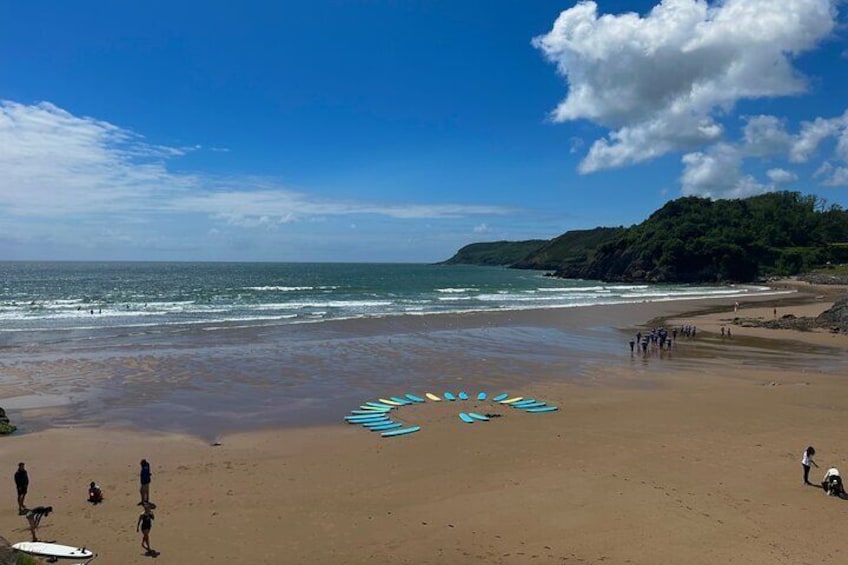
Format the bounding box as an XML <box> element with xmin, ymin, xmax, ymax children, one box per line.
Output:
<box><xmin>0</xmin><ymin>261</ymin><xmax>769</xmax><ymax>337</ymax></box>
<box><xmin>0</xmin><ymin>262</ymin><xmax>784</xmax><ymax>438</ymax></box>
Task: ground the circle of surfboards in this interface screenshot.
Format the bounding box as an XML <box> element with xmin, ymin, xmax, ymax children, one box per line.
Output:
<box><xmin>346</xmin><ymin>391</ymin><xmax>558</xmax><ymax>437</ymax></box>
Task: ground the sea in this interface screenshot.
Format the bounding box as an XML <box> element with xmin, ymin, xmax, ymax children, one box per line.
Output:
<box><xmin>0</xmin><ymin>261</ymin><xmax>769</xmax><ymax>336</ymax></box>
<box><xmin>0</xmin><ymin>262</ymin><xmax>787</xmax><ymax>438</ymax></box>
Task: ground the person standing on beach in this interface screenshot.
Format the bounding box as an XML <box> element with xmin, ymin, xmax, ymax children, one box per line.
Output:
<box><xmin>139</xmin><ymin>459</ymin><xmax>152</xmax><ymax>506</ymax></box>
<box><xmin>14</xmin><ymin>462</ymin><xmax>28</xmax><ymax>514</ymax></box>
<box><xmin>802</xmin><ymin>446</ymin><xmax>818</xmax><ymax>485</ymax></box>
<box><xmin>137</xmin><ymin>504</ymin><xmax>155</xmax><ymax>555</ymax></box>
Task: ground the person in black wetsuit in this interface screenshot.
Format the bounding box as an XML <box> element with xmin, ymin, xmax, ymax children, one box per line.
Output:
<box><xmin>14</xmin><ymin>462</ymin><xmax>29</xmax><ymax>514</ymax></box>
<box><xmin>139</xmin><ymin>459</ymin><xmax>151</xmax><ymax>506</ymax></box>
<box><xmin>137</xmin><ymin>504</ymin><xmax>155</xmax><ymax>554</ymax></box>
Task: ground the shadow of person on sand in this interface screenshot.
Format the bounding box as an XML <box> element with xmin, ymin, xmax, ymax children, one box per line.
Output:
<box><xmin>144</xmin><ymin>549</ymin><xmax>160</xmax><ymax>558</ymax></box>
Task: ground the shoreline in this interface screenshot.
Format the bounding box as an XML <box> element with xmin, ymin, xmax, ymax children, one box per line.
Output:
<box><xmin>2</xmin><ymin>286</ymin><xmax>848</xmax><ymax>563</ymax></box>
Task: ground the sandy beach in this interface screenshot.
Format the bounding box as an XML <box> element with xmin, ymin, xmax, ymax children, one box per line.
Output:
<box><xmin>2</xmin><ymin>285</ymin><xmax>848</xmax><ymax>564</ymax></box>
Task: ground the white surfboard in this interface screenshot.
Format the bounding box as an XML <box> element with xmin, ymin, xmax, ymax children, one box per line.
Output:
<box><xmin>12</xmin><ymin>541</ymin><xmax>95</xmax><ymax>559</ymax></box>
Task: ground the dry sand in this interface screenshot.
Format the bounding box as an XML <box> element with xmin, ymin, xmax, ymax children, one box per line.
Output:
<box><xmin>2</xmin><ymin>288</ymin><xmax>848</xmax><ymax>564</ymax></box>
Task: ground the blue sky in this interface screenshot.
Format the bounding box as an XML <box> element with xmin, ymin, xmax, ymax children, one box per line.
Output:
<box><xmin>1</xmin><ymin>0</ymin><xmax>847</xmax><ymax>262</ymax></box>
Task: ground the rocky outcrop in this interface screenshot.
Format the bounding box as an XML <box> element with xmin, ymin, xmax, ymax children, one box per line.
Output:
<box><xmin>733</xmin><ymin>294</ymin><xmax>848</xmax><ymax>335</ymax></box>
<box><xmin>0</xmin><ymin>407</ymin><xmax>17</xmax><ymax>435</ymax></box>
<box><xmin>799</xmin><ymin>273</ymin><xmax>848</xmax><ymax>285</ymax></box>
<box><xmin>0</xmin><ymin>536</ymin><xmax>17</xmax><ymax>565</ymax></box>
<box><xmin>816</xmin><ymin>294</ymin><xmax>848</xmax><ymax>333</ymax></box>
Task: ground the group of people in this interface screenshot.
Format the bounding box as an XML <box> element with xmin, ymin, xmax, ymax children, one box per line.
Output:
<box><xmin>801</xmin><ymin>446</ymin><xmax>845</xmax><ymax>497</ymax></box>
<box><xmin>13</xmin><ymin>459</ymin><xmax>157</xmax><ymax>556</ymax></box>
<box><xmin>629</xmin><ymin>326</ymin><xmax>682</xmax><ymax>355</ymax></box>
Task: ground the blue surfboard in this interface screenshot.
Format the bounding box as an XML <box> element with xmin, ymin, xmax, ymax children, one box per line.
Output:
<box><xmin>351</xmin><ymin>409</ymin><xmax>388</xmax><ymax>415</ymax></box>
<box><xmin>458</xmin><ymin>391</ymin><xmax>469</xmax><ymax>400</ymax></box>
<box><xmin>444</xmin><ymin>392</ymin><xmax>456</xmax><ymax>401</ymax></box>
<box><xmin>381</xmin><ymin>426</ymin><xmax>421</xmax><ymax>437</ymax></box>
<box><xmin>477</xmin><ymin>392</ymin><xmax>487</xmax><ymax>400</ymax></box>
<box><xmin>524</xmin><ymin>406</ymin><xmax>558</xmax><ymax>413</ymax></box>
<box><xmin>512</xmin><ymin>399</ymin><xmax>537</xmax><ymax>407</ymax></box>
<box><xmin>389</xmin><ymin>396</ymin><xmax>412</xmax><ymax>405</ymax></box>
<box><xmin>516</xmin><ymin>402</ymin><xmax>546</xmax><ymax>410</ymax></box>
<box><xmin>359</xmin><ymin>405</ymin><xmax>391</xmax><ymax>412</ymax></box>
<box><xmin>405</xmin><ymin>393</ymin><xmax>425</xmax><ymax>403</ymax></box>
<box><xmin>366</xmin><ymin>401</ymin><xmax>395</xmax><ymax>409</ymax></box>
<box><xmin>370</xmin><ymin>422</ymin><xmax>403</xmax><ymax>431</ymax></box>
<box><xmin>492</xmin><ymin>393</ymin><xmax>509</xmax><ymax>402</ymax></box>
<box><xmin>468</xmin><ymin>412</ymin><xmax>489</xmax><ymax>421</ymax></box>
<box><xmin>459</xmin><ymin>412</ymin><xmax>474</xmax><ymax>423</ymax></box>
<box><xmin>362</xmin><ymin>418</ymin><xmax>394</xmax><ymax>427</ymax></box>
<box><xmin>345</xmin><ymin>414</ymin><xmax>388</xmax><ymax>422</ymax></box>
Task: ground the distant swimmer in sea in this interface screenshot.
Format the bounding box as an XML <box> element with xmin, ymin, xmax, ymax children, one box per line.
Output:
<box><xmin>802</xmin><ymin>446</ymin><xmax>819</xmax><ymax>486</ymax></box>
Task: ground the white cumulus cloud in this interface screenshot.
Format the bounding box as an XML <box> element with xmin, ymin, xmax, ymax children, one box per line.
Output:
<box><xmin>534</xmin><ymin>0</ymin><xmax>838</xmax><ymax>173</ymax></box>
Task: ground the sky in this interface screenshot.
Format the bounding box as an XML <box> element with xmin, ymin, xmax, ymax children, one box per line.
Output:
<box><xmin>1</xmin><ymin>0</ymin><xmax>847</xmax><ymax>263</ymax></box>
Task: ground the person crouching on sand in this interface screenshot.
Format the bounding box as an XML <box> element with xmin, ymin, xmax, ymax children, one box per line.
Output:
<box><xmin>821</xmin><ymin>468</ymin><xmax>844</xmax><ymax>497</ymax></box>
<box><xmin>88</xmin><ymin>481</ymin><xmax>103</xmax><ymax>504</ymax></box>
<box><xmin>802</xmin><ymin>446</ymin><xmax>819</xmax><ymax>485</ymax></box>
<box><xmin>25</xmin><ymin>505</ymin><xmax>52</xmax><ymax>542</ymax></box>
<box><xmin>137</xmin><ymin>504</ymin><xmax>155</xmax><ymax>554</ymax></box>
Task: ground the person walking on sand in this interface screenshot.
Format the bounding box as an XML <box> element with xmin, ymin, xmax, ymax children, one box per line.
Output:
<box><xmin>139</xmin><ymin>459</ymin><xmax>151</xmax><ymax>506</ymax></box>
<box><xmin>137</xmin><ymin>504</ymin><xmax>155</xmax><ymax>555</ymax></box>
<box><xmin>14</xmin><ymin>462</ymin><xmax>29</xmax><ymax>514</ymax></box>
<box><xmin>802</xmin><ymin>446</ymin><xmax>819</xmax><ymax>485</ymax></box>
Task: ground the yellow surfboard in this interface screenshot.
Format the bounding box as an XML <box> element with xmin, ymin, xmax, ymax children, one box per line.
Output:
<box><xmin>378</xmin><ymin>398</ymin><xmax>403</xmax><ymax>406</ymax></box>
<box><xmin>500</xmin><ymin>396</ymin><xmax>524</xmax><ymax>404</ymax></box>
<box><xmin>425</xmin><ymin>392</ymin><xmax>441</xmax><ymax>401</ymax></box>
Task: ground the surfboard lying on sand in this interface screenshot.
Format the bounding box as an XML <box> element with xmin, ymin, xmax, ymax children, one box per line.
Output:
<box><xmin>345</xmin><ymin>414</ymin><xmax>388</xmax><ymax>422</ymax></box>
<box><xmin>389</xmin><ymin>396</ymin><xmax>412</xmax><ymax>405</ymax></box>
<box><xmin>500</xmin><ymin>396</ymin><xmax>524</xmax><ymax>404</ymax></box>
<box><xmin>405</xmin><ymin>393</ymin><xmax>425</xmax><ymax>403</ymax></box>
<box><xmin>366</xmin><ymin>401</ymin><xmax>395</xmax><ymax>409</ymax></box>
<box><xmin>359</xmin><ymin>405</ymin><xmax>391</xmax><ymax>412</ymax></box>
<box><xmin>492</xmin><ymin>393</ymin><xmax>509</xmax><ymax>402</ymax></box>
<box><xmin>458</xmin><ymin>391</ymin><xmax>469</xmax><ymax>400</ymax></box>
<box><xmin>425</xmin><ymin>393</ymin><xmax>441</xmax><ymax>401</ymax></box>
<box><xmin>378</xmin><ymin>398</ymin><xmax>403</xmax><ymax>406</ymax></box>
<box><xmin>468</xmin><ymin>412</ymin><xmax>489</xmax><ymax>421</ymax></box>
<box><xmin>477</xmin><ymin>392</ymin><xmax>487</xmax><ymax>400</ymax></box>
<box><xmin>459</xmin><ymin>412</ymin><xmax>474</xmax><ymax>423</ymax></box>
<box><xmin>381</xmin><ymin>426</ymin><xmax>421</xmax><ymax>437</ymax></box>
<box><xmin>370</xmin><ymin>422</ymin><xmax>403</xmax><ymax>431</ymax></box>
<box><xmin>443</xmin><ymin>392</ymin><xmax>456</xmax><ymax>401</ymax></box>
<box><xmin>12</xmin><ymin>542</ymin><xmax>95</xmax><ymax>560</ymax></box>
<box><xmin>512</xmin><ymin>398</ymin><xmax>537</xmax><ymax>407</ymax></box>
<box><xmin>515</xmin><ymin>402</ymin><xmax>546</xmax><ymax>410</ymax></box>
<box><xmin>524</xmin><ymin>406</ymin><xmax>558</xmax><ymax>413</ymax></box>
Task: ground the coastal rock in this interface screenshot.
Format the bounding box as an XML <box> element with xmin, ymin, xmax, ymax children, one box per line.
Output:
<box><xmin>0</xmin><ymin>536</ymin><xmax>16</xmax><ymax>565</ymax></box>
<box><xmin>0</xmin><ymin>407</ymin><xmax>16</xmax><ymax>435</ymax></box>
<box><xmin>799</xmin><ymin>273</ymin><xmax>848</xmax><ymax>285</ymax></box>
<box><xmin>816</xmin><ymin>294</ymin><xmax>848</xmax><ymax>333</ymax></box>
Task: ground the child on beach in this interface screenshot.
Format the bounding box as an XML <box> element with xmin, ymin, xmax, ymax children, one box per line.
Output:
<box><xmin>87</xmin><ymin>481</ymin><xmax>103</xmax><ymax>504</ymax></box>
<box><xmin>821</xmin><ymin>468</ymin><xmax>844</xmax><ymax>497</ymax></box>
<box><xmin>802</xmin><ymin>446</ymin><xmax>819</xmax><ymax>485</ymax></box>
<box><xmin>137</xmin><ymin>504</ymin><xmax>155</xmax><ymax>555</ymax></box>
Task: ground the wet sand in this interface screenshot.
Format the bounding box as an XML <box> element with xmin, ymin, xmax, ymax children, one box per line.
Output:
<box><xmin>1</xmin><ymin>286</ymin><xmax>848</xmax><ymax>563</ymax></box>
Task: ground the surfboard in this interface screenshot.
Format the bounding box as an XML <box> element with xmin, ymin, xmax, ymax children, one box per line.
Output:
<box><xmin>362</xmin><ymin>419</ymin><xmax>395</xmax><ymax>428</ymax></box>
<box><xmin>345</xmin><ymin>414</ymin><xmax>388</xmax><ymax>422</ymax></box>
<box><xmin>12</xmin><ymin>542</ymin><xmax>94</xmax><ymax>559</ymax></box>
<box><xmin>381</xmin><ymin>426</ymin><xmax>421</xmax><ymax>437</ymax></box>
<box><xmin>458</xmin><ymin>391</ymin><xmax>469</xmax><ymax>400</ymax></box>
<box><xmin>477</xmin><ymin>392</ymin><xmax>487</xmax><ymax>400</ymax></box>
<box><xmin>389</xmin><ymin>396</ymin><xmax>412</xmax><ymax>405</ymax></box>
<box><xmin>500</xmin><ymin>396</ymin><xmax>524</xmax><ymax>404</ymax></box>
<box><xmin>425</xmin><ymin>392</ymin><xmax>441</xmax><ymax>401</ymax></box>
<box><xmin>369</xmin><ymin>422</ymin><xmax>403</xmax><ymax>431</ymax></box>
<box><xmin>524</xmin><ymin>406</ymin><xmax>558</xmax><ymax>413</ymax></box>
<box><xmin>458</xmin><ymin>412</ymin><xmax>474</xmax><ymax>423</ymax></box>
<box><xmin>366</xmin><ymin>401</ymin><xmax>395</xmax><ymax>409</ymax></box>
<box><xmin>516</xmin><ymin>402</ymin><xmax>546</xmax><ymax>410</ymax></box>
<box><xmin>351</xmin><ymin>409</ymin><xmax>388</xmax><ymax>415</ymax></box>
<box><xmin>405</xmin><ymin>393</ymin><xmax>425</xmax><ymax>403</ymax></box>
<box><xmin>359</xmin><ymin>405</ymin><xmax>391</xmax><ymax>412</ymax></box>
<box><xmin>345</xmin><ymin>414</ymin><xmax>389</xmax><ymax>422</ymax></box>
<box><xmin>512</xmin><ymin>398</ymin><xmax>537</xmax><ymax>407</ymax></box>
<box><xmin>468</xmin><ymin>412</ymin><xmax>489</xmax><ymax>421</ymax></box>
<box><xmin>443</xmin><ymin>392</ymin><xmax>456</xmax><ymax>401</ymax></box>
<box><xmin>492</xmin><ymin>393</ymin><xmax>509</xmax><ymax>402</ymax></box>
<box><xmin>378</xmin><ymin>398</ymin><xmax>403</xmax><ymax>406</ymax></box>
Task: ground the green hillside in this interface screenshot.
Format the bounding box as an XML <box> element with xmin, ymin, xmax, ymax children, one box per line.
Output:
<box><xmin>440</xmin><ymin>240</ymin><xmax>547</xmax><ymax>266</ymax></box>
<box><xmin>442</xmin><ymin>192</ymin><xmax>848</xmax><ymax>283</ymax></box>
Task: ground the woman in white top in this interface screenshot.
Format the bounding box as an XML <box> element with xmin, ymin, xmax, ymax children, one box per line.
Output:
<box><xmin>821</xmin><ymin>467</ymin><xmax>843</xmax><ymax>496</ymax></box>
<box><xmin>802</xmin><ymin>446</ymin><xmax>818</xmax><ymax>485</ymax></box>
